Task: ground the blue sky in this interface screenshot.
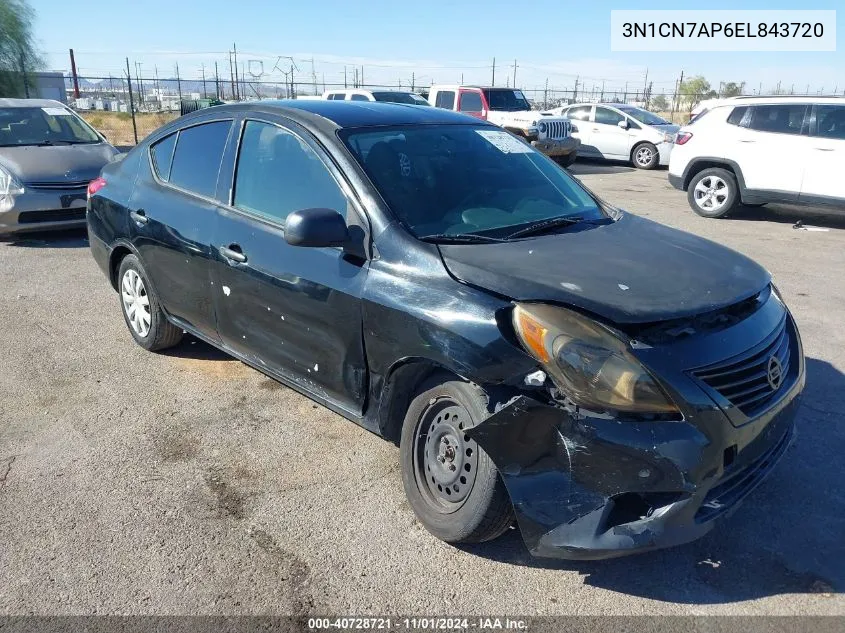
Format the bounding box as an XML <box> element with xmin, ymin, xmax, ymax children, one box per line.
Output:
<box><xmin>34</xmin><ymin>0</ymin><xmax>844</xmax><ymax>96</ymax></box>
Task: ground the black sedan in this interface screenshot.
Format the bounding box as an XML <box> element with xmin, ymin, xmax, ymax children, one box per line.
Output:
<box><xmin>87</xmin><ymin>101</ymin><xmax>804</xmax><ymax>560</ymax></box>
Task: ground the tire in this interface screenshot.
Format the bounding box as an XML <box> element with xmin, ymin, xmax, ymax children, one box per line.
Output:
<box><xmin>555</xmin><ymin>153</ymin><xmax>577</xmax><ymax>168</ymax></box>
<box><xmin>687</xmin><ymin>167</ymin><xmax>739</xmax><ymax>219</ymax></box>
<box><xmin>631</xmin><ymin>142</ymin><xmax>660</xmax><ymax>170</ymax></box>
<box><xmin>400</xmin><ymin>375</ymin><xmax>514</xmax><ymax>544</ymax></box>
<box><xmin>117</xmin><ymin>254</ymin><xmax>183</xmax><ymax>351</ymax></box>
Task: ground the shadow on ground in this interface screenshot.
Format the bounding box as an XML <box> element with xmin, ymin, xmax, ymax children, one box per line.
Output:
<box><xmin>568</xmin><ymin>158</ymin><xmax>638</xmax><ymax>176</ymax></box>
<box><xmin>460</xmin><ymin>356</ymin><xmax>843</xmax><ymax>604</ymax></box>
<box><xmin>4</xmin><ymin>228</ymin><xmax>89</xmax><ymax>249</ymax></box>
<box><xmin>727</xmin><ymin>203</ymin><xmax>845</xmax><ymax>231</ymax></box>
<box><xmin>160</xmin><ymin>335</ymin><xmax>236</xmax><ymax>362</ymax></box>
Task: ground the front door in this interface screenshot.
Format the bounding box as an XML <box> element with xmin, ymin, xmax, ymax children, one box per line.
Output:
<box><xmin>800</xmin><ymin>104</ymin><xmax>845</xmax><ymax>202</ymax></box>
<box><xmin>563</xmin><ymin>105</ymin><xmax>595</xmax><ymax>155</ymax></box>
<box><xmin>210</xmin><ymin>118</ymin><xmax>369</xmax><ymax>414</ymax></box>
<box><xmin>591</xmin><ymin>106</ymin><xmax>633</xmax><ymax>159</ymax></box>
<box><xmin>129</xmin><ymin>118</ymin><xmax>234</xmax><ymax>341</ymax></box>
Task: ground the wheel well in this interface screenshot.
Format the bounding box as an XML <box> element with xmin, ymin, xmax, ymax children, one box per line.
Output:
<box><xmin>630</xmin><ymin>140</ymin><xmax>656</xmax><ymax>160</ymax></box>
<box><xmin>377</xmin><ymin>361</ymin><xmax>459</xmax><ymax>445</ymax></box>
<box><xmin>683</xmin><ymin>160</ymin><xmax>736</xmax><ymax>190</ymax></box>
<box><xmin>108</xmin><ymin>245</ymin><xmax>132</xmax><ymax>291</ymax></box>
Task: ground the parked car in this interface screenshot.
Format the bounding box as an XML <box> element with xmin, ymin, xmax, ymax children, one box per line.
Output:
<box><xmin>322</xmin><ymin>89</ymin><xmax>430</xmax><ymax>105</ymax></box>
<box><xmin>428</xmin><ymin>85</ymin><xmax>579</xmax><ymax>166</ymax></box>
<box><xmin>88</xmin><ymin>100</ymin><xmax>804</xmax><ymax>560</ymax></box>
<box><xmin>669</xmin><ymin>96</ymin><xmax>845</xmax><ymax>218</ymax></box>
<box><xmin>548</xmin><ymin>103</ymin><xmax>679</xmax><ymax>169</ymax></box>
<box><xmin>0</xmin><ymin>98</ymin><xmax>119</xmax><ymax>237</ymax></box>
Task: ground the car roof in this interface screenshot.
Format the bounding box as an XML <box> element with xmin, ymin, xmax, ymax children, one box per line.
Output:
<box><xmin>0</xmin><ymin>98</ymin><xmax>66</xmax><ymax>108</ymax></box>
<box><xmin>708</xmin><ymin>96</ymin><xmax>845</xmax><ymax>105</ymax></box>
<box><xmin>205</xmin><ymin>99</ymin><xmax>485</xmax><ymax>130</ymax></box>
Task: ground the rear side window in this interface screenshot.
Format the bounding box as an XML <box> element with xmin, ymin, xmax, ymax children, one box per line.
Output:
<box><xmin>435</xmin><ymin>91</ymin><xmax>455</xmax><ymax>109</ymax></box>
<box><xmin>327</xmin><ymin>93</ymin><xmax>345</xmax><ymax>100</ymax></box>
<box><xmin>726</xmin><ymin>106</ymin><xmax>748</xmax><ymax>126</ymax></box>
<box><xmin>459</xmin><ymin>92</ymin><xmax>483</xmax><ymax>112</ymax></box>
<box><xmin>233</xmin><ymin>121</ymin><xmax>347</xmax><ymax>225</ymax></box>
<box><xmin>150</xmin><ymin>133</ymin><xmax>177</xmax><ymax>181</ymax></box>
<box><xmin>746</xmin><ymin>105</ymin><xmax>808</xmax><ymax>135</ymax></box>
<box><xmin>169</xmin><ymin>120</ymin><xmax>232</xmax><ymax>197</ymax></box>
<box><xmin>350</xmin><ymin>94</ymin><xmax>369</xmax><ymax>102</ymax></box>
<box><xmin>815</xmin><ymin>105</ymin><xmax>845</xmax><ymax>140</ymax></box>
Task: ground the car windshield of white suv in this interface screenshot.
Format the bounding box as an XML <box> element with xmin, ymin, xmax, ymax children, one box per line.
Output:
<box><xmin>343</xmin><ymin>124</ymin><xmax>606</xmax><ymax>241</ymax></box>
<box><xmin>483</xmin><ymin>89</ymin><xmax>531</xmax><ymax>112</ymax></box>
<box><xmin>0</xmin><ymin>106</ymin><xmax>101</xmax><ymax>147</ymax></box>
<box><xmin>617</xmin><ymin>106</ymin><xmax>670</xmax><ymax>126</ymax></box>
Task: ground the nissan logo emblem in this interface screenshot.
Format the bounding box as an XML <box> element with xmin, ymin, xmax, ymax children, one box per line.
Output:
<box><xmin>767</xmin><ymin>355</ymin><xmax>784</xmax><ymax>391</ymax></box>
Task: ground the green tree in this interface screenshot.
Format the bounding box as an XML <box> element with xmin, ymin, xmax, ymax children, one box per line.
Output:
<box><xmin>0</xmin><ymin>0</ymin><xmax>43</xmax><ymax>98</ymax></box>
<box><xmin>650</xmin><ymin>94</ymin><xmax>669</xmax><ymax>111</ymax></box>
<box><xmin>678</xmin><ymin>75</ymin><xmax>711</xmax><ymax>106</ymax></box>
<box><xmin>721</xmin><ymin>81</ymin><xmax>743</xmax><ymax>97</ymax></box>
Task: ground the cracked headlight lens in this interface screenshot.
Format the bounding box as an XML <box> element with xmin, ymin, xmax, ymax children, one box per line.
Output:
<box><xmin>513</xmin><ymin>303</ymin><xmax>678</xmax><ymax>414</ymax></box>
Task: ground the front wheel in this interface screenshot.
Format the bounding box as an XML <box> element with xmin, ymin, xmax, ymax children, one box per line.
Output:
<box><xmin>687</xmin><ymin>167</ymin><xmax>739</xmax><ymax>218</ymax></box>
<box><xmin>631</xmin><ymin>142</ymin><xmax>660</xmax><ymax>169</ymax></box>
<box><xmin>400</xmin><ymin>376</ymin><xmax>513</xmax><ymax>544</ymax></box>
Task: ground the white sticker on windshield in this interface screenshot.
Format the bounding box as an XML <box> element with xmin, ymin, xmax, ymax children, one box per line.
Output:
<box><xmin>42</xmin><ymin>107</ymin><xmax>71</xmax><ymax>116</ymax></box>
<box><xmin>476</xmin><ymin>129</ymin><xmax>533</xmax><ymax>154</ymax></box>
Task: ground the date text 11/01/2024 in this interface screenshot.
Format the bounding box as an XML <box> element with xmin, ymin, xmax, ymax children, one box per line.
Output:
<box><xmin>308</xmin><ymin>618</ymin><xmax>528</xmax><ymax>630</ymax></box>
<box><xmin>621</xmin><ymin>22</ymin><xmax>825</xmax><ymax>39</ymax></box>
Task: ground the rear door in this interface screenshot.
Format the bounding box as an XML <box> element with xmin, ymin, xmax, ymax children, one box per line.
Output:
<box><xmin>728</xmin><ymin>103</ymin><xmax>810</xmax><ymax>198</ymax></box>
<box><xmin>799</xmin><ymin>104</ymin><xmax>845</xmax><ymax>203</ymax></box>
<box><xmin>128</xmin><ymin>117</ymin><xmax>234</xmax><ymax>341</ymax></box>
<box><xmin>210</xmin><ymin>116</ymin><xmax>370</xmax><ymax>414</ymax></box>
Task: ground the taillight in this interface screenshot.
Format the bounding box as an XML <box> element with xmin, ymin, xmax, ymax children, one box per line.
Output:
<box><xmin>675</xmin><ymin>132</ymin><xmax>693</xmax><ymax>145</ymax></box>
<box><xmin>87</xmin><ymin>177</ymin><xmax>106</xmax><ymax>198</ymax></box>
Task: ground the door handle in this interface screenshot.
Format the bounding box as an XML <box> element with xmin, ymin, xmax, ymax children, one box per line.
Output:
<box><xmin>738</xmin><ymin>139</ymin><xmax>756</xmax><ymax>143</ymax></box>
<box><xmin>129</xmin><ymin>209</ymin><xmax>148</xmax><ymax>225</ymax></box>
<box><xmin>814</xmin><ymin>147</ymin><xmax>834</xmax><ymax>151</ymax></box>
<box><xmin>219</xmin><ymin>244</ymin><xmax>247</xmax><ymax>263</ymax></box>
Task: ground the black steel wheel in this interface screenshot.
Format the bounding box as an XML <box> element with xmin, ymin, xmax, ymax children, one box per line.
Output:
<box><xmin>400</xmin><ymin>376</ymin><xmax>514</xmax><ymax>544</ymax></box>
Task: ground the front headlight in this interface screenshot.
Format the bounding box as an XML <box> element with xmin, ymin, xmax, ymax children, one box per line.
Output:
<box><xmin>538</xmin><ymin>121</ymin><xmax>548</xmax><ymax>134</ymax></box>
<box><xmin>0</xmin><ymin>164</ymin><xmax>24</xmax><ymax>213</ymax></box>
<box><xmin>512</xmin><ymin>303</ymin><xmax>678</xmax><ymax>414</ymax></box>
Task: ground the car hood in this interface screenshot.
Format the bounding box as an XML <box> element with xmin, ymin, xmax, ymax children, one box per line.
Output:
<box><xmin>0</xmin><ymin>143</ymin><xmax>118</xmax><ymax>184</ymax></box>
<box><xmin>437</xmin><ymin>214</ymin><xmax>770</xmax><ymax>324</ymax></box>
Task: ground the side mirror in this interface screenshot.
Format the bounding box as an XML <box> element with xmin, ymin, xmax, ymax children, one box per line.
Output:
<box><xmin>617</xmin><ymin>119</ymin><xmax>629</xmax><ymax>129</ymax></box>
<box><xmin>284</xmin><ymin>207</ymin><xmax>349</xmax><ymax>248</ymax></box>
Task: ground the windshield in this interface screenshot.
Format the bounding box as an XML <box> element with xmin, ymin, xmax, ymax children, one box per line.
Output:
<box><xmin>372</xmin><ymin>92</ymin><xmax>430</xmax><ymax>106</ymax></box>
<box><xmin>616</xmin><ymin>106</ymin><xmax>670</xmax><ymax>126</ymax></box>
<box><xmin>483</xmin><ymin>89</ymin><xmax>531</xmax><ymax>112</ymax></box>
<box><xmin>342</xmin><ymin>124</ymin><xmax>605</xmax><ymax>239</ymax></box>
<box><xmin>0</xmin><ymin>106</ymin><xmax>101</xmax><ymax>147</ymax></box>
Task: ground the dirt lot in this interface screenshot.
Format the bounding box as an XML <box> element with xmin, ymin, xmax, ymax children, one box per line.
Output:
<box><xmin>0</xmin><ymin>161</ymin><xmax>843</xmax><ymax>616</ymax></box>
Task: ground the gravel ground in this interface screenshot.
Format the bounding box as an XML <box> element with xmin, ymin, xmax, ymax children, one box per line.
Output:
<box><xmin>0</xmin><ymin>160</ymin><xmax>843</xmax><ymax>616</ymax></box>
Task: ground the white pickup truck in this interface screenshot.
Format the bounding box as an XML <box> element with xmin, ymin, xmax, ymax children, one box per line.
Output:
<box><xmin>428</xmin><ymin>85</ymin><xmax>580</xmax><ymax>165</ymax></box>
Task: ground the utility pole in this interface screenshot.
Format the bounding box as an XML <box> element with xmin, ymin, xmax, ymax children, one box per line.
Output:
<box><xmin>344</xmin><ymin>66</ymin><xmax>347</xmax><ymax>88</ymax></box>
<box><xmin>176</xmin><ymin>62</ymin><xmax>182</xmax><ymax>102</ymax></box>
<box><xmin>19</xmin><ymin>48</ymin><xmax>29</xmax><ymax>97</ymax></box>
<box><xmin>411</xmin><ymin>72</ymin><xmax>415</xmax><ymax>92</ymax></box>
<box><xmin>311</xmin><ymin>58</ymin><xmax>317</xmax><ymax>95</ymax></box>
<box><xmin>154</xmin><ymin>65</ymin><xmax>160</xmax><ymax>99</ymax></box>
<box><xmin>361</xmin><ymin>65</ymin><xmax>364</xmax><ymax>87</ymax></box>
<box><xmin>229</xmin><ymin>52</ymin><xmax>235</xmax><ymax>99</ymax></box>
<box><xmin>290</xmin><ymin>63</ymin><xmax>295</xmax><ymax>97</ymax></box>
<box><xmin>201</xmin><ymin>63</ymin><xmax>207</xmax><ymax>98</ymax></box>
<box><xmin>573</xmin><ymin>76</ymin><xmax>579</xmax><ymax>103</ymax></box>
<box><xmin>233</xmin><ymin>43</ymin><xmax>240</xmax><ymax>99</ymax></box>
<box><xmin>125</xmin><ymin>58</ymin><xmax>138</xmax><ymax>144</ymax></box>
<box><xmin>600</xmin><ymin>80</ymin><xmax>605</xmax><ymax>102</ymax></box>
<box><xmin>214</xmin><ymin>61</ymin><xmax>220</xmax><ymax>98</ymax></box>
<box><xmin>135</xmin><ymin>62</ymin><xmax>144</xmax><ymax>104</ymax></box>
<box><xmin>491</xmin><ymin>57</ymin><xmax>496</xmax><ymax>86</ymax></box>
<box><xmin>544</xmin><ymin>77</ymin><xmax>548</xmax><ymax>109</ymax></box>
<box><xmin>642</xmin><ymin>67</ymin><xmax>648</xmax><ymax>105</ymax></box>
<box><xmin>69</xmin><ymin>49</ymin><xmax>80</xmax><ymax>99</ymax></box>
<box><xmin>511</xmin><ymin>59</ymin><xmax>517</xmax><ymax>88</ymax></box>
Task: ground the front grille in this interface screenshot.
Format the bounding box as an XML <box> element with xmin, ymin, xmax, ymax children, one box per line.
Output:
<box><xmin>695</xmin><ymin>426</ymin><xmax>792</xmax><ymax>523</ymax></box>
<box><xmin>543</xmin><ymin>119</ymin><xmax>571</xmax><ymax>140</ymax></box>
<box><xmin>18</xmin><ymin>209</ymin><xmax>86</xmax><ymax>224</ymax></box>
<box><xmin>24</xmin><ymin>181</ymin><xmax>89</xmax><ymax>191</ymax></box>
<box><xmin>692</xmin><ymin>317</ymin><xmax>792</xmax><ymax>416</ymax></box>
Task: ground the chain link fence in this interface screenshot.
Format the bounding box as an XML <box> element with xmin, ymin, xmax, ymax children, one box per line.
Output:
<box><xmin>67</xmin><ymin>73</ymin><xmax>728</xmax><ymax>147</ymax></box>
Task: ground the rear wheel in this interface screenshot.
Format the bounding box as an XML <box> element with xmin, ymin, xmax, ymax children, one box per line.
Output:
<box><xmin>687</xmin><ymin>167</ymin><xmax>739</xmax><ymax>218</ymax></box>
<box><xmin>400</xmin><ymin>376</ymin><xmax>513</xmax><ymax>544</ymax></box>
<box><xmin>118</xmin><ymin>254</ymin><xmax>183</xmax><ymax>351</ymax></box>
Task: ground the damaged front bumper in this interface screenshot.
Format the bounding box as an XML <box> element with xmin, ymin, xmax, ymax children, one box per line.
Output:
<box><xmin>530</xmin><ymin>137</ymin><xmax>580</xmax><ymax>158</ymax></box>
<box><xmin>467</xmin><ymin>371</ymin><xmax>803</xmax><ymax>560</ymax></box>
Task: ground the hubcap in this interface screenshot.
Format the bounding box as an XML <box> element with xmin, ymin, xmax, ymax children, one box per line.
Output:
<box><xmin>694</xmin><ymin>175</ymin><xmax>729</xmax><ymax>211</ymax></box>
<box><xmin>121</xmin><ymin>269</ymin><xmax>151</xmax><ymax>337</ymax></box>
<box><xmin>413</xmin><ymin>399</ymin><xmax>479</xmax><ymax>512</ymax></box>
<box><xmin>636</xmin><ymin>147</ymin><xmax>653</xmax><ymax>166</ymax></box>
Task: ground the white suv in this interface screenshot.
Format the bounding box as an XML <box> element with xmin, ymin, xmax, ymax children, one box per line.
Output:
<box><xmin>669</xmin><ymin>96</ymin><xmax>845</xmax><ymax>218</ymax></box>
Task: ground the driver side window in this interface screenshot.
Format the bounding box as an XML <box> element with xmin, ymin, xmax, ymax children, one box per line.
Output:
<box><xmin>594</xmin><ymin>107</ymin><xmax>625</xmax><ymax>126</ymax></box>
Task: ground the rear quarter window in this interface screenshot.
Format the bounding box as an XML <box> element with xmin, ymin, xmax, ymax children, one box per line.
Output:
<box><xmin>150</xmin><ymin>133</ymin><xmax>177</xmax><ymax>181</ymax></box>
<box><xmin>726</xmin><ymin>106</ymin><xmax>749</xmax><ymax>126</ymax></box>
